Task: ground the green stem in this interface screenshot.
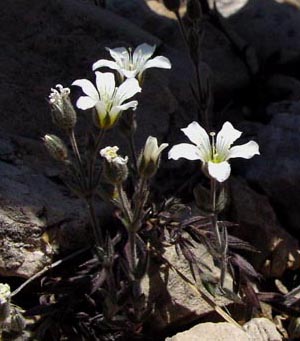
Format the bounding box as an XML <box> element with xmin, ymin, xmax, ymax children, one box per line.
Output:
<box><xmin>116</xmin><ymin>184</ymin><xmax>132</xmax><ymax>226</ymax></box>
<box><xmin>89</xmin><ymin>129</ymin><xmax>105</xmax><ymax>191</ymax></box>
<box><xmin>129</xmin><ymin>131</ymin><xmax>138</xmax><ymax>174</ymax></box>
<box><xmin>86</xmin><ymin>196</ymin><xmax>103</xmax><ymax>248</ymax></box>
<box><xmin>69</xmin><ymin>130</ymin><xmax>86</xmax><ymax>186</ymax></box>
<box><xmin>129</xmin><ymin>230</ymin><xmax>137</xmax><ymax>272</ymax></box>
<box><xmin>132</xmin><ymin>177</ymin><xmax>147</xmax><ymax>232</ymax></box>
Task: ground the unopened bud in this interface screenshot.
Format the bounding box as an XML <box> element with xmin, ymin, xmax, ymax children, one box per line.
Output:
<box><xmin>0</xmin><ymin>283</ymin><xmax>11</xmax><ymax>322</ymax></box>
<box><xmin>100</xmin><ymin>146</ymin><xmax>128</xmax><ymax>185</ymax></box>
<box><xmin>163</xmin><ymin>0</ymin><xmax>180</xmax><ymax>12</ymax></box>
<box><xmin>43</xmin><ymin>134</ymin><xmax>68</xmax><ymax>161</ymax></box>
<box><xmin>187</xmin><ymin>0</ymin><xmax>203</xmax><ymax>22</ymax></box>
<box><xmin>49</xmin><ymin>84</ymin><xmax>77</xmax><ymax>131</ymax></box>
<box><xmin>138</xmin><ymin>136</ymin><xmax>168</xmax><ymax>179</ymax></box>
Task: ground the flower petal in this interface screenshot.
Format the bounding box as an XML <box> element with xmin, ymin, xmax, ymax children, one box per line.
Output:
<box><xmin>208</xmin><ymin>161</ymin><xmax>231</xmax><ymax>183</ymax></box>
<box><xmin>155</xmin><ymin>142</ymin><xmax>169</xmax><ymax>159</ymax></box>
<box><xmin>133</xmin><ymin>43</ymin><xmax>156</xmax><ymax>65</ymax></box>
<box><xmin>168</xmin><ymin>143</ymin><xmax>203</xmax><ymax>161</ymax></box>
<box><xmin>72</xmin><ymin>79</ymin><xmax>99</xmax><ymax>101</ymax></box>
<box><xmin>106</xmin><ymin>47</ymin><xmax>129</xmax><ymax>66</ymax></box>
<box><xmin>115</xmin><ymin>78</ymin><xmax>141</xmax><ymax>103</ymax></box>
<box><xmin>113</xmin><ymin>100</ymin><xmax>138</xmax><ymax>113</ymax></box>
<box><xmin>216</xmin><ymin>122</ymin><xmax>242</xmax><ymax>160</ymax></box>
<box><xmin>92</xmin><ymin>59</ymin><xmax>120</xmax><ymax>71</ymax></box>
<box><xmin>143</xmin><ymin>56</ymin><xmax>172</xmax><ymax>71</ymax></box>
<box><xmin>95</xmin><ymin>72</ymin><xmax>115</xmax><ymax>99</ymax></box>
<box><xmin>181</xmin><ymin>122</ymin><xmax>211</xmax><ymax>161</ymax></box>
<box><xmin>95</xmin><ymin>101</ymin><xmax>107</xmax><ymax>117</ymax></box>
<box><xmin>122</xmin><ymin>69</ymin><xmax>138</xmax><ymax>79</ymax></box>
<box><xmin>228</xmin><ymin>141</ymin><xmax>260</xmax><ymax>159</ymax></box>
<box><xmin>76</xmin><ymin>96</ymin><xmax>98</xmax><ymax>110</ymax></box>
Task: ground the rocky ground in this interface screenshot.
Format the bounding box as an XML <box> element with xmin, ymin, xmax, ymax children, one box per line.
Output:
<box><xmin>1</xmin><ymin>0</ymin><xmax>300</xmax><ymax>340</ymax></box>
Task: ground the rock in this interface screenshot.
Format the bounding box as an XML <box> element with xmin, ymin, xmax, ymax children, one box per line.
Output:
<box><xmin>0</xmin><ymin>0</ymin><xmax>160</xmax><ymax>138</ymax></box>
<box><xmin>224</xmin><ymin>0</ymin><xmax>300</xmax><ymax>66</ymax></box>
<box><xmin>208</xmin><ymin>0</ymin><xmax>249</xmax><ymax>18</ymax></box>
<box><xmin>142</xmin><ymin>242</ymin><xmax>233</xmax><ymax>331</ymax></box>
<box><xmin>165</xmin><ymin>318</ymin><xmax>282</xmax><ymax>341</ymax></box>
<box><xmin>0</xmin><ymin>133</ymin><xmax>90</xmax><ymax>278</ymax></box>
<box><xmin>110</xmin><ymin>0</ymin><xmax>251</xmax><ymax>102</ymax></box>
<box><xmin>229</xmin><ymin>177</ymin><xmax>300</xmax><ymax>277</ymax></box>
<box><xmin>166</xmin><ymin>322</ymin><xmax>248</xmax><ymax>341</ymax></box>
<box><xmin>244</xmin><ymin>317</ymin><xmax>282</xmax><ymax>341</ymax></box>
<box><xmin>243</xmin><ymin>109</ymin><xmax>300</xmax><ymax>240</ymax></box>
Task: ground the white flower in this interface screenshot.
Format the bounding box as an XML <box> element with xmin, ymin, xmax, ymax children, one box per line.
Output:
<box><xmin>100</xmin><ymin>146</ymin><xmax>128</xmax><ymax>165</ymax></box>
<box><xmin>138</xmin><ymin>136</ymin><xmax>169</xmax><ymax>178</ymax></box>
<box><xmin>100</xmin><ymin>146</ymin><xmax>128</xmax><ymax>184</ymax></box>
<box><xmin>49</xmin><ymin>84</ymin><xmax>71</xmax><ymax>106</ymax></box>
<box><xmin>143</xmin><ymin>136</ymin><xmax>169</xmax><ymax>165</ymax></box>
<box><xmin>168</xmin><ymin>121</ymin><xmax>260</xmax><ymax>183</ymax></box>
<box><xmin>92</xmin><ymin>43</ymin><xmax>171</xmax><ymax>81</ymax></box>
<box><xmin>72</xmin><ymin>72</ymin><xmax>141</xmax><ymax>129</ymax></box>
<box><xmin>49</xmin><ymin>84</ymin><xmax>77</xmax><ymax>130</ymax></box>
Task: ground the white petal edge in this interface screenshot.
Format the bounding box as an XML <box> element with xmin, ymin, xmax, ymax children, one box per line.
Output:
<box><xmin>133</xmin><ymin>43</ymin><xmax>156</xmax><ymax>64</ymax></box>
<box><xmin>154</xmin><ymin>143</ymin><xmax>169</xmax><ymax>161</ymax></box>
<box><xmin>168</xmin><ymin>143</ymin><xmax>203</xmax><ymax>161</ymax></box>
<box><xmin>109</xmin><ymin>100</ymin><xmax>138</xmax><ymax>123</ymax></box>
<box><xmin>113</xmin><ymin>100</ymin><xmax>138</xmax><ymax>113</ymax></box>
<box><xmin>208</xmin><ymin>161</ymin><xmax>231</xmax><ymax>183</ymax></box>
<box><xmin>95</xmin><ymin>71</ymin><xmax>115</xmax><ymax>99</ymax></box>
<box><xmin>181</xmin><ymin>122</ymin><xmax>211</xmax><ymax>161</ymax></box>
<box><xmin>106</xmin><ymin>47</ymin><xmax>129</xmax><ymax>65</ymax></box>
<box><xmin>228</xmin><ymin>141</ymin><xmax>260</xmax><ymax>159</ymax></box>
<box><xmin>143</xmin><ymin>56</ymin><xmax>172</xmax><ymax>71</ymax></box>
<box><xmin>92</xmin><ymin>59</ymin><xmax>120</xmax><ymax>71</ymax></box>
<box><xmin>122</xmin><ymin>69</ymin><xmax>138</xmax><ymax>79</ymax></box>
<box><xmin>115</xmin><ymin>78</ymin><xmax>141</xmax><ymax>103</ymax></box>
<box><xmin>216</xmin><ymin>122</ymin><xmax>242</xmax><ymax>158</ymax></box>
<box><xmin>72</xmin><ymin>79</ymin><xmax>99</xmax><ymax>101</ymax></box>
<box><xmin>76</xmin><ymin>96</ymin><xmax>98</xmax><ymax>110</ymax></box>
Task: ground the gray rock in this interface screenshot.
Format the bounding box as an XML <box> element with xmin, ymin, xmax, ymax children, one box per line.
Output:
<box><xmin>166</xmin><ymin>318</ymin><xmax>282</xmax><ymax>341</ymax></box>
<box><xmin>0</xmin><ymin>134</ymin><xmax>90</xmax><ymax>278</ymax></box>
<box><xmin>244</xmin><ymin>317</ymin><xmax>282</xmax><ymax>341</ymax></box>
<box><xmin>225</xmin><ymin>0</ymin><xmax>300</xmax><ymax>66</ymax></box>
<box><xmin>142</xmin><ymin>242</ymin><xmax>233</xmax><ymax>331</ymax></box>
<box><xmin>244</xmin><ymin>109</ymin><xmax>300</xmax><ymax>239</ymax></box>
<box><xmin>166</xmin><ymin>322</ymin><xmax>248</xmax><ymax>341</ymax></box>
<box><xmin>229</xmin><ymin>177</ymin><xmax>300</xmax><ymax>277</ymax></box>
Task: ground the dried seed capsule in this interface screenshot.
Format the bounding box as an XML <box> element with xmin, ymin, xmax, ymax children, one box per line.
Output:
<box><xmin>43</xmin><ymin>134</ymin><xmax>68</xmax><ymax>162</ymax></box>
<box><xmin>49</xmin><ymin>84</ymin><xmax>77</xmax><ymax>131</ymax></box>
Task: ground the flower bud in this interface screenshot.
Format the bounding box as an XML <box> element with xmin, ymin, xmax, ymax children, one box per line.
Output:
<box><xmin>49</xmin><ymin>84</ymin><xmax>77</xmax><ymax>131</ymax></box>
<box><xmin>138</xmin><ymin>136</ymin><xmax>169</xmax><ymax>179</ymax></box>
<box><xmin>187</xmin><ymin>0</ymin><xmax>203</xmax><ymax>22</ymax></box>
<box><xmin>100</xmin><ymin>146</ymin><xmax>128</xmax><ymax>185</ymax></box>
<box><xmin>0</xmin><ymin>283</ymin><xmax>11</xmax><ymax>322</ymax></box>
<box><xmin>163</xmin><ymin>0</ymin><xmax>180</xmax><ymax>12</ymax></box>
<box><xmin>43</xmin><ymin>134</ymin><xmax>68</xmax><ymax>162</ymax></box>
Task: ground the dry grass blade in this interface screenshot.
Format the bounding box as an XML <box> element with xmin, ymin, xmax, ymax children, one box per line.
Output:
<box><xmin>151</xmin><ymin>246</ymin><xmax>242</xmax><ymax>329</ymax></box>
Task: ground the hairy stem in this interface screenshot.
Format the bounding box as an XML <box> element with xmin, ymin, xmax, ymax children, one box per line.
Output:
<box><xmin>86</xmin><ymin>196</ymin><xmax>103</xmax><ymax>248</ymax></box>
<box><xmin>89</xmin><ymin>129</ymin><xmax>105</xmax><ymax>192</ymax></box>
